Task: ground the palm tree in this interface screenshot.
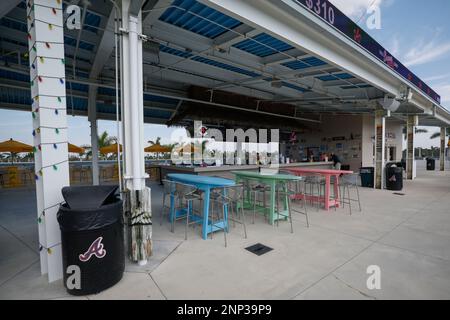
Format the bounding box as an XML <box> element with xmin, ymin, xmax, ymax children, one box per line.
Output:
<box><xmin>148</xmin><ymin>137</ymin><xmax>162</xmax><ymax>146</ymax></box>
<box><xmin>430</xmin><ymin>128</ymin><xmax>450</xmax><ymax>139</ymax></box>
<box><xmin>79</xmin><ymin>131</ymin><xmax>116</xmax><ymax>160</ymax></box>
<box><xmin>98</xmin><ymin>131</ymin><xmax>117</xmax><ymax>148</ymax></box>
<box><xmin>402</xmin><ymin>127</ymin><xmax>428</xmax><ymax>135</ymax></box>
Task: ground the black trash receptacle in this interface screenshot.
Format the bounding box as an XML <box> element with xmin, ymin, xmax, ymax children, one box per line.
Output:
<box><xmin>386</xmin><ymin>163</ymin><xmax>403</xmax><ymax>191</ymax></box>
<box><xmin>360</xmin><ymin>167</ymin><xmax>374</xmax><ymax>188</ymax></box>
<box><xmin>427</xmin><ymin>158</ymin><xmax>436</xmax><ymax>171</ymax></box>
<box><xmin>57</xmin><ymin>185</ymin><xmax>124</xmax><ymax>296</ymax></box>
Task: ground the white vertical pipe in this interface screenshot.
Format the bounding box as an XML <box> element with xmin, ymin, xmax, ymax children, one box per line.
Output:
<box><xmin>128</xmin><ymin>15</ymin><xmax>142</xmax><ymax>191</ymax></box>
<box><xmin>374</xmin><ymin>113</ymin><xmax>386</xmax><ymax>189</ymax></box>
<box><xmin>88</xmin><ymin>88</ymin><xmax>99</xmax><ymax>185</ymax></box>
<box><xmin>113</xmin><ymin>7</ymin><xmax>122</xmax><ymax>193</ymax></box>
<box><xmin>440</xmin><ymin>127</ymin><xmax>446</xmax><ymax>172</ymax></box>
<box><xmin>90</xmin><ymin>119</ymin><xmax>99</xmax><ymax>185</ymax></box>
<box><xmin>137</xmin><ymin>12</ymin><xmax>146</xmax><ymax>190</ymax></box>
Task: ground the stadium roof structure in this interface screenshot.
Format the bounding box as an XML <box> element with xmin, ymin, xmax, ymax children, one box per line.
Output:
<box><xmin>0</xmin><ymin>0</ymin><xmax>449</xmax><ymax>129</ymax></box>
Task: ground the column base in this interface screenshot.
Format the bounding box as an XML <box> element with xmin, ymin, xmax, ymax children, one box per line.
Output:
<box><xmin>124</xmin><ymin>187</ymin><xmax>153</xmax><ymax>263</ymax></box>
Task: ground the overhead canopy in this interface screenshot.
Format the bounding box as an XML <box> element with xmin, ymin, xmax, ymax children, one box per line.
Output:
<box><xmin>0</xmin><ymin>138</ymin><xmax>33</xmax><ymax>153</ymax></box>
<box><xmin>0</xmin><ymin>0</ymin><xmax>449</xmax><ymax>129</ymax></box>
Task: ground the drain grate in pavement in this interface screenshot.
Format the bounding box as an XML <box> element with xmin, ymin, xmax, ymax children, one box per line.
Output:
<box><xmin>393</xmin><ymin>192</ymin><xmax>406</xmax><ymax>196</ymax></box>
<box><xmin>245</xmin><ymin>243</ymin><xmax>273</xmax><ymax>256</ymax></box>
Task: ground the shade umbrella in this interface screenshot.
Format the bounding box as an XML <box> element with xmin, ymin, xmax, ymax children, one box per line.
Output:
<box><xmin>68</xmin><ymin>143</ymin><xmax>85</xmax><ymax>154</ymax></box>
<box><xmin>0</xmin><ymin>138</ymin><xmax>33</xmax><ymax>163</ymax></box>
<box><xmin>174</xmin><ymin>144</ymin><xmax>201</xmax><ymax>154</ymax></box>
<box><xmin>99</xmin><ymin>143</ymin><xmax>123</xmax><ymax>154</ymax></box>
<box><xmin>144</xmin><ymin>143</ymin><xmax>171</xmax><ymax>153</ymax></box>
<box><xmin>0</xmin><ymin>138</ymin><xmax>33</xmax><ymax>153</ymax></box>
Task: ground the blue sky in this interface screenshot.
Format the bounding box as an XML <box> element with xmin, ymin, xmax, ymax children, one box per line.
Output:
<box><xmin>0</xmin><ymin>0</ymin><xmax>449</xmax><ymax>148</ymax></box>
<box><xmin>331</xmin><ymin>0</ymin><xmax>450</xmax><ymax>106</ymax></box>
<box><xmin>330</xmin><ymin>0</ymin><xmax>450</xmax><ymax>147</ymax></box>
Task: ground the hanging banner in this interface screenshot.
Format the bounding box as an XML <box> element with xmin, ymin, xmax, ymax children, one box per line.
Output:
<box><xmin>292</xmin><ymin>0</ymin><xmax>441</xmax><ymax>104</ymax></box>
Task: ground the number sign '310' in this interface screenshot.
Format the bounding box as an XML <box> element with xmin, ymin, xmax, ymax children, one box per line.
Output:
<box><xmin>305</xmin><ymin>0</ymin><xmax>335</xmax><ymax>25</ymax></box>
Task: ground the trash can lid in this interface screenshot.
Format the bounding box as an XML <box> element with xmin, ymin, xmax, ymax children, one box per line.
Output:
<box><xmin>62</xmin><ymin>185</ymin><xmax>119</xmax><ymax>210</ymax></box>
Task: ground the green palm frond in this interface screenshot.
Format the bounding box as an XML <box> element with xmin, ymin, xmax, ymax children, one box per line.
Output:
<box><xmin>430</xmin><ymin>132</ymin><xmax>440</xmax><ymax>139</ymax></box>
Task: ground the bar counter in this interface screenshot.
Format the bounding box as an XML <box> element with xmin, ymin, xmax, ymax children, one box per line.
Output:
<box><xmin>157</xmin><ymin>162</ymin><xmax>333</xmax><ymax>181</ymax></box>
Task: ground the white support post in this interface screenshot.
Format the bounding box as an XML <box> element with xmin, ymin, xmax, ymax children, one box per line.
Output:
<box><xmin>441</xmin><ymin>127</ymin><xmax>446</xmax><ymax>172</ymax></box>
<box><xmin>27</xmin><ymin>0</ymin><xmax>69</xmax><ymax>282</ymax></box>
<box><xmin>88</xmin><ymin>87</ymin><xmax>99</xmax><ymax>185</ymax></box>
<box><xmin>121</xmin><ymin>0</ymin><xmax>152</xmax><ymax>266</ymax></box>
<box><xmin>406</xmin><ymin>115</ymin><xmax>418</xmax><ymax>180</ymax></box>
<box><xmin>374</xmin><ymin>110</ymin><xmax>386</xmax><ymax>189</ymax></box>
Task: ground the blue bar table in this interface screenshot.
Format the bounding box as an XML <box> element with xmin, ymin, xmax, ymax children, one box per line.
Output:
<box><xmin>167</xmin><ymin>174</ymin><xmax>236</xmax><ymax>240</ymax></box>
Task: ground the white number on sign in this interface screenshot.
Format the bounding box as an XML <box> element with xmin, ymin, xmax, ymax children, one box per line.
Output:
<box><xmin>303</xmin><ymin>0</ymin><xmax>336</xmax><ymax>25</ymax></box>
<box><xmin>328</xmin><ymin>6</ymin><xmax>335</xmax><ymax>24</ymax></box>
<box><xmin>314</xmin><ymin>0</ymin><xmax>321</xmax><ymax>15</ymax></box>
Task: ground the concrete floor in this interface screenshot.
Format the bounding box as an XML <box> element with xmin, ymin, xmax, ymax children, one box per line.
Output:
<box><xmin>1</xmin><ymin>163</ymin><xmax>450</xmax><ymax>300</ymax></box>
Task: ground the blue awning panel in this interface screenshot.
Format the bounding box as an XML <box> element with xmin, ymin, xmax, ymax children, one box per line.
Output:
<box><xmin>233</xmin><ymin>33</ymin><xmax>294</xmax><ymax>58</ymax></box>
<box><xmin>84</xmin><ymin>12</ymin><xmax>101</xmax><ymax>34</ymax></box>
<box><xmin>159</xmin><ymin>0</ymin><xmax>242</xmax><ymax>39</ymax></box>
<box><xmin>317</xmin><ymin>73</ymin><xmax>355</xmax><ymax>81</ymax></box>
<box><xmin>282</xmin><ymin>57</ymin><xmax>327</xmax><ymax>70</ymax></box>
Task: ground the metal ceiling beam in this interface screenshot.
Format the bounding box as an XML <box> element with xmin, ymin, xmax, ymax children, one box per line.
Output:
<box><xmin>0</xmin><ymin>0</ymin><xmax>21</xmax><ymax>19</ymax></box>
<box><xmin>143</xmin><ymin>0</ymin><xmax>172</xmax><ymax>25</ymax></box>
<box><xmin>262</xmin><ymin>50</ymin><xmax>310</xmax><ymax>66</ymax></box>
<box><xmin>89</xmin><ymin>8</ymin><xmax>116</xmax><ymax>80</ymax></box>
<box><xmin>213</xmin><ymin>24</ymin><xmax>255</xmax><ymax>46</ymax></box>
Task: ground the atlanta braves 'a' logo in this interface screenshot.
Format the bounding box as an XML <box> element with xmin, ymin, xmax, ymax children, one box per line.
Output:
<box><xmin>379</xmin><ymin>50</ymin><xmax>398</xmax><ymax>69</ymax></box>
<box><xmin>354</xmin><ymin>28</ymin><xmax>362</xmax><ymax>43</ymax></box>
<box><xmin>79</xmin><ymin>237</ymin><xmax>106</xmax><ymax>262</ymax></box>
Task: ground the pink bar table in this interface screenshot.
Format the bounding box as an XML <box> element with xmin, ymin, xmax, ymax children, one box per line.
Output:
<box><xmin>286</xmin><ymin>168</ymin><xmax>353</xmax><ymax>211</ymax></box>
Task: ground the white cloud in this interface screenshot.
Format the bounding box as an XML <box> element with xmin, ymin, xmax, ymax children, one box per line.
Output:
<box><xmin>403</xmin><ymin>41</ymin><xmax>450</xmax><ymax>67</ymax></box>
<box><xmin>434</xmin><ymin>84</ymin><xmax>450</xmax><ymax>103</ymax></box>
<box><xmin>329</xmin><ymin>0</ymin><xmax>386</xmax><ymax>20</ymax></box>
<box><xmin>423</xmin><ymin>73</ymin><xmax>450</xmax><ymax>83</ymax></box>
<box><xmin>389</xmin><ymin>35</ymin><xmax>400</xmax><ymax>56</ymax></box>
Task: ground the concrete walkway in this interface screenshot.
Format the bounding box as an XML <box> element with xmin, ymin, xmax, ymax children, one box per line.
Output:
<box><xmin>1</xmin><ymin>168</ymin><xmax>450</xmax><ymax>300</ymax></box>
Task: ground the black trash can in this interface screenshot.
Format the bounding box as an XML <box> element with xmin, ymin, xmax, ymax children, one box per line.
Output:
<box><xmin>57</xmin><ymin>185</ymin><xmax>124</xmax><ymax>296</ymax></box>
<box><xmin>427</xmin><ymin>158</ymin><xmax>436</xmax><ymax>171</ymax></box>
<box><xmin>386</xmin><ymin>163</ymin><xmax>403</xmax><ymax>191</ymax></box>
<box><xmin>360</xmin><ymin>167</ymin><xmax>374</xmax><ymax>188</ymax></box>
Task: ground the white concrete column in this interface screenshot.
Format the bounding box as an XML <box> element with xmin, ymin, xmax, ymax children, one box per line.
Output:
<box><xmin>88</xmin><ymin>87</ymin><xmax>99</xmax><ymax>185</ymax></box>
<box><xmin>27</xmin><ymin>0</ymin><xmax>69</xmax><ymax>282</ymax></box>
<box><xmin>406</xmin><ymin>115</ymin><xmax>418</xmax><ymax>180</ymax></box>
<box><xmin>441</xmin><ymin>127</ymin><xmax>446</xmax><ymax>172</ymax></box>
<box><xmin>121</xmin><ymin>0</ymin><xmax>152</xmax><ymax>265</ymax></box>
<box><xmin>374</xmin><ymin>110</ymin><xmax>386</xmax><ymax>189</ymax></box>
